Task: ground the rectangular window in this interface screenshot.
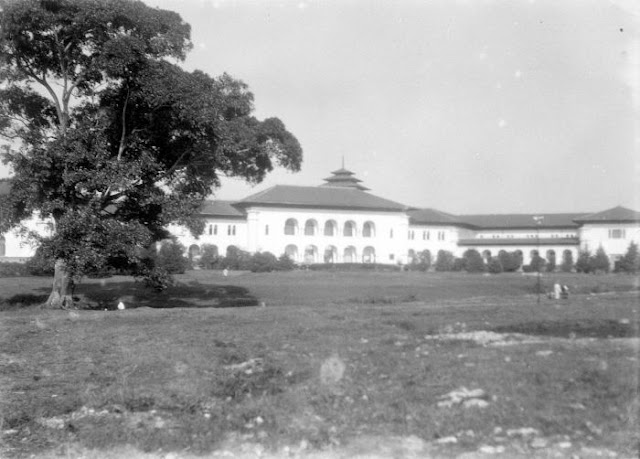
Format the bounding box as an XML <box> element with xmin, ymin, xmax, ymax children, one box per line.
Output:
<box><xmin>389</xmin><ymin>254</ymin><xmax>395</xmax><ymax>261</ymax></box>
<box><xmin>265</xmin><ymin>225</ymin><xmax>269</xmax><ymax>235</ymax></box>
<box><xmin>390</xmin><ymin>229</ymin><xmax>394</xmax><ymax>238</ymax></box>
<box><xmin>609</xmin><ymin>229</ymin><xmax>626</xmax><ymax>239</ymax></box>
<box><xmin>214</xmin><ymin>225</ymin><xmax>217</xmax><ymax>235</ymax></box>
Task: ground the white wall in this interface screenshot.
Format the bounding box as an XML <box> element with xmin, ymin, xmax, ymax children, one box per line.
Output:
<box><xmin>242</xmin><ymin>206</ymin><xmax>410</xmax><ymax>264</ymax></box>
<box><xmin>579</xmin><ymin>223</ymin><xmax>640</xmax><ymax>259</ymax></box>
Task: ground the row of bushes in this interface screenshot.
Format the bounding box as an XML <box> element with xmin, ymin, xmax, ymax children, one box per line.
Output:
<box><xmin>8</xmin><ymin>240</ymin><xmax>640</xmax><ymax>278</ymax></box>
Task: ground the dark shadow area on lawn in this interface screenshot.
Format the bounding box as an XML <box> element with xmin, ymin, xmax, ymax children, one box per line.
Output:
<box><xmin>75</xmin><ymin>280</ymin><xmax>259</xmax><ymax>310</ymax></box>
<box><xmin>492</xmin><ymin>319</ymin><xmax>638</xmax><ymax>338</ymax></box>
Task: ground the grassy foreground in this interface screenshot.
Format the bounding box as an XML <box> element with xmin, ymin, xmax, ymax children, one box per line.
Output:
<box><xmin>0</xmin><ymin>271</ymin><xmax>639</xmax><ymax>458</ymax></box>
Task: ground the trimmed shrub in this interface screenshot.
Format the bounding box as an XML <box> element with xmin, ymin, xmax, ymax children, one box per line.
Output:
<box><xmin>452</xmin><ymin>257</ymin><xmax>465</xmax><ymax>272</ymax></box>
<box><xmin>155</xmin><ymin>240</ymin><xmax>190</xmax><ymax>274</ymax></box>
<box><xmin>487</xmin><ymin>257</ymin><xmax>503</xmax><ymax>274</ymax></box>
<box><xmin>498</xmin><ymin>250</ymin><xmax>521</xmax><ymax>272</ymax></box>
<box><xmin>434</xmin><ymin>250</ymin><xmax>455</xmax><ymax>271</ymax></box>
<box><xmin>199</xmin><ymin>244</ymin><xmax>221</xmax><ymax>270</ymax></box>
<box><xmin>463</xmin><ymin>249</ymin><xmax>486</xmax><ymax>273</ymax></box>
<box><xmin>223</xmin><ymin>246</ymin><xmax>252</xmax><ymax>270</ymax></box>
<box><xmin>528</xmin><ymin>254</ymin><xmax>546</xmax><ymax>273</ymax></box>
<box><xmin>249</xmin><ymin>252</ymin><xmax>279</xmax><ymax>272</ymax></box>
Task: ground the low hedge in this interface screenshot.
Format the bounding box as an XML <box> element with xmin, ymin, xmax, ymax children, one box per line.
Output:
<box><xmin>307</xmin><ymin>263</ymin><xmax>402</xmax><ymax>272</ymax></box>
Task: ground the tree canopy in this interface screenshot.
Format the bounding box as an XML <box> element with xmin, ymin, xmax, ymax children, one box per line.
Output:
<box><xmin>0</xmin><ymin>0</ymin><xmax>302</xmax><ymax>304</ymax></box>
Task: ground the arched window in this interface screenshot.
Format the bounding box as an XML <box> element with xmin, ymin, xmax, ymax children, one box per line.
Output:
<box><xmin>0</xmin><ymin>235</ymin><xmax>5</xmax><ymax>257</ymax></box>
<box><xmin>363</xmin><ymin>246</ymin><xmax>376</xmax><ymax>263</ymax></box>
<box><xmin>285</xmin><ymin>244</ymin><xmax>298</xmax><ymax>262</ymax></box>
<box><xmin>213</xmin><ymin>225</ymin><xmax>218</xmax><ymax>235</ymax></box>
<box><xmin>304</xmin><ymin>245</ymin><xmax>318</xmax><ymax>264</ymax></box>
<box><xmin>284</xmin><ymin>218</ymin><xmax>298</xmax><ymax>236</ymax></box>
<box><xmin>208</xmin><ymin>225</ymin><xmax>212</xmax><ymax>235</ymax></box>
<box><xmin>304</xmin><ymin>219</ymin><xmax>318</xmax><ymax>236</ymax></box>
<box><xmin>363</xmin><ymin>221</ymin><xmax>375</xmax><ymax>238</ymax></box>
<box><xmin>188</xmin><ymin>244</ymin><xmax>201</xmax><ymax>260</ymax></box>
<box><xmin>343</xmin><ymin>246</ymin><xmax>357</xmax><ymax>263</ymax></box>
<box><xmin>324</xmin><ymin>245</ymin><xmax>337</xmax><ymax>263</ymax></box>
<box><xmin>343</xmin><ymin>221</ymin><xmax>356</xmax><ymax>237</ymax></box>
<box><xmin>324</xmin><ymin>220</ymin><xmax>337</xmax><ymax>236</ymax></box>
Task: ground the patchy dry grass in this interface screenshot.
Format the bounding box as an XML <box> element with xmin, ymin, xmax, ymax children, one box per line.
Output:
<box><xmin>0</xmin><ymin>271</ymin><xmax>638</xmax><ymax>458</ymax></box>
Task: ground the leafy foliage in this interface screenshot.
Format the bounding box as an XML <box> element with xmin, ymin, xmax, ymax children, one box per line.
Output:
<box><xmin>154</xmin><ymin>240</ymin><xmax>190</xmax><ymax>275</ymax></box>
<box><xmin>198</xmin><ymin>244</ymin><xmax>221</xmax><ymax>270</ymax></box>
<box><xmin>462</xmin><ymin>249</ymin><xmax>486</xmax><ymax>273</ymax></box>
<box><xmin>590</xmin><ymin>246</ymin><xmax>610</xmax><ymax>273</ymax></box>
<box><xmin>561</xmin><ymin>250</ymin><xmax>574</xmax><ymax>272</ymax></box>
<box><xmin>575</xmin><ymin>250</ymin><xmax>592</xmax><ymax>273</ymax></box>
<box><xmin>528</xmin><ymin>252</ymin><xmax>546</xmax><ymax>273</ymax></box>
<box><xmin>615</xmin><ymin>242</ymin><xmax>639</xmax><ymax>274</ymax></box>
<box><xmin>487</xmin><ymin>257</ymin><xmax>504</xmax><ymax>274</ymax></box>
<box><xmin>496</xmin><ymin>250</ymin><xmax>521</xmax><ymax>272</ymax></box>
<box><xmin>434</xmin><ymin>250</ymin><xmax>455</xmax><ymax>272</ymax></box>
<box><xmin>0</xmin><ymin>0</ymin><xmax>302</xmax><ymax>297</ymax></box>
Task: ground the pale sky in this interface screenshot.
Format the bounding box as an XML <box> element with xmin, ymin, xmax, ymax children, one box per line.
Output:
<box><xmin>3</xmin><ymin>0</ymin><xmax>639</xmax><ymax>214</ymax></box>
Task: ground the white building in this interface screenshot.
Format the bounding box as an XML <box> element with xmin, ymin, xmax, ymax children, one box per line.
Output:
<box><xmin>2</xmin><ymin>169</ymin><xmax>640</xmax><ymax>268</ymax></box>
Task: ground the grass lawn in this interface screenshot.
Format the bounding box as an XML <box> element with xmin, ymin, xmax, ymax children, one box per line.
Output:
<box><xmin>0</xmin><ymin>271</ymin><xmax>639</xmax><ymax>458</ymax></box>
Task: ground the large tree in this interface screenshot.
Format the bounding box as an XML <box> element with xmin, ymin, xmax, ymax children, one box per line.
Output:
<box><xmin>0</xmin><ymin>0</ymin><xmax>302</xmax><ymax>308</ymax></box>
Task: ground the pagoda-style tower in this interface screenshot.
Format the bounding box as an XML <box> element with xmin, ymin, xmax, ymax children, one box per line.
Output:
<box><xmin>320</xmin><ymin>167</ymin><xmax>370</xmax><ymax>191</ymax></box>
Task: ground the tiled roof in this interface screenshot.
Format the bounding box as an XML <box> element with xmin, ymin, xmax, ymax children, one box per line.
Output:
<box><xmin>199</xmin><ymin>200</ymin><xmax>245</xmax><ymax>218</ymax></box>
<box><xmin>457</xmin><ymin>213</ymin><xmax>586</xmax><ymax>229</ymax></box>
<box><xmin>573</xmin><ymin>206</ymin><xmax>640</xmax><ymax>223</ymax></box>
<box><xmin>408</xmin><ymin>208</ymin><xmax>462</xmax><ymax>226</ymax></box>
<box><xmin>236</xmin><ymin>185</ymin><xmax>408</xmax><ymax>212</ymax></box>
<box><xmin>458</xmin><ymin>237</ymin><xmax>580</xmax><ymax>246</ymax></box>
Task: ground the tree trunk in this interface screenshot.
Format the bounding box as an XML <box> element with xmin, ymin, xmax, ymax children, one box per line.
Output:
<box><xmin>44</xmin><ymin>259</ymin><xmax>73</xmax><ymax>309</ymax></box>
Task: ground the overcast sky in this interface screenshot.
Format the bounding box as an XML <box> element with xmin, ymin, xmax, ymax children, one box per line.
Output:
<box><xmin>3</xmin><ymin>0</ymin><xmax>638</xmax><ymax>214</ymax></box>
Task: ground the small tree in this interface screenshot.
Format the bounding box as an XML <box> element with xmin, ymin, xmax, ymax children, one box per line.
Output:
<box><xmin>223</xmin><ymin>246</ymin><xmax>251</xmax><ymax>270</ymax></box>
<box><xmin>248</xmin><ymin>252</ymin><xmax>279</xmax><ymax>272</ymax></box>
<box><xmin>546</xmin><ymin>251</ymin><xmax>557</xmax><ymax>272</ymax></box>
<box><xmin>417</xmin><ymin>249</ymin><xmax>432</xmax><ymax>271</ymax></box>
<box><xmin>560</xmin><ymin>250</ymin><xmax>574</xmax><ymax>272</ymax></box>
<box><xmin>498</xmin><ymin>250</ymin><xmax>521</xmax><ymax>272</ymax></box>
<box><xmin>615</xmin><ymin>242</ymin><xmax>639</xmax><ymax>274</ymax></box>
<box><xmin>277</xmin><ymin>254</ymin><xmax>295</xmax><ymax>271</ymax></box>
<box><xmin>199</xmin><ymin>244</ymin><xmax>220</xmax><ymax>270</ymax></box>
<box><xmin>463</xmin><ymin>249</ymin><xmax>486</xmax><ymax>273</ymax></box>
<box><xmin>589</xmin><ymin>246</ymin><xmax>610</xmax><ymax>273</ymax></box>
<box><xmin>528</xmin><ymin>253</ymin><xmax>546</xmax><ymax>273</ymax></box>
<box><xmin>487</xmin><ymin>257</ymin><xmax>503</xmax><ymax>274</ymax></box>
<box><xmin>575</xmin><ymin>250</ymin><xmax>592</xmax><ymax>273</ymax></box>
<box><xmin>155</xmin><ymin>240</ymin><xmax>190</xmax><ymax>274</ymax></box>
<box><xmin>434</xmin><ymin>250</ymin><xmax>455</xmax><ymax>271</ymax></box>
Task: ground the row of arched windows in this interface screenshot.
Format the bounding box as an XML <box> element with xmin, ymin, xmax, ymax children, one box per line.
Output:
<box><xmin>284</xmin><ymin>219</ymin><xmax>376</xmax><ymax>238</ymax></box>
<box><xmin>285</xmin><ymin>244</ymin><xmax>376</xmax><ymax>264</ymax></box>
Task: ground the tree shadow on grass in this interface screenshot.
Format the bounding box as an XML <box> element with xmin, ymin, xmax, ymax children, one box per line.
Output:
<box><xmin>74</xmin><ymin>279</ymin><xmax>259</xmax><ymax>310</ymax></box>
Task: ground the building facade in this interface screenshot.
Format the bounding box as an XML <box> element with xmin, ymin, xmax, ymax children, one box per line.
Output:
<box><xmin>2</xmin><ymin>169</ymin><xmax>640</xmax><ymax>268</ymax></box>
